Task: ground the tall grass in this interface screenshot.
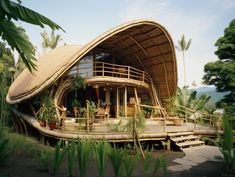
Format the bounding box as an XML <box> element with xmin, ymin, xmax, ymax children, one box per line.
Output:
<box><xmin>109</xmin><ymin>146</ymin><xmax>124</xmax><ymax>177</ymax></box>
<box><xmin>153</xmin><ymin>156</ymin><xmax>167</xmax><ymax>177</ymax></box>
<box><xmin>38</xmin><ymin>147</ymin><xmax>52</xmax><ymax>171</ymax></box>
<box><xmin>122</xmin><ymin>149</ymin><xmax>139</xmax><ymax>177</ymax></box>
<box><xmin>143</xmin><ymin>151</ymin><xmax>153</xmax><ymax>177</ymax></box>
<box><xmin>53</xmin><ymin>140</ymin><xmax>66</xmax><ymax>176</ymax></box>
<box><xmin>215</xmin><ymin>115</ymin><xmax>235</xmax><ymax>173</ymax></box>
<box><xmin>94</xmin><ymin>140</ymin><xmax>110</xmax><ymax>177</ymax></box>
<box><xmin>67</xmin><ymin>141</ymin><xmax>77</xmax><ymax>177</ymax></box>
<box><xmin>0</xmin><ymin>138</ymin><xmax>9</xmax><ymax>166</ymax></box>
<box><xmin>77</xmin><ymin>139</ymin><xmax>93</xmax><ymax>177</ymax></box>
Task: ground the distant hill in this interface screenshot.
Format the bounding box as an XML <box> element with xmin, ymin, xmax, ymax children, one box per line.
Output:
<box><xmin>193</xmin><ymin>86</ymin><xmax>227</xmax><ymax>105</ymax></box>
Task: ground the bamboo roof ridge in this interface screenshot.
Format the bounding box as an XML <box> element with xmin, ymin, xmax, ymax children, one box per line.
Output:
<box><xmin>7</xmin><ymin>19</ymin><xmax>177</xmax><ymax>104</ymax></box>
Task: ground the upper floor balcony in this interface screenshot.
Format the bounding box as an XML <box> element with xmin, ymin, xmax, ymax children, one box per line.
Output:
<box><xmin>70</xmin><ymin>61</ymin><xmax>152</xmax><ymax>88</ymax></box>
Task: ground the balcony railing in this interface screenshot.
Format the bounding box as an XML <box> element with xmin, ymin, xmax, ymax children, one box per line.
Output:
<box><xmin>71</xmin><ymin>61</ymin><xmax>151</xmax><ymax>86</ymax></box>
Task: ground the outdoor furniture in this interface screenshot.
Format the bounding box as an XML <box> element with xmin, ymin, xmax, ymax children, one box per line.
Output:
<box><xmin>95</xmin><ymin>105</ymin><xmax>110</xmax><ymax>121</ymax></box>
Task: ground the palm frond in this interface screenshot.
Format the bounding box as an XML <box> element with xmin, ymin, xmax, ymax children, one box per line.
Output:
<box><xmin>0</xmin><ymin>19</ymin><xmax>36</xmax><ymax>72</ymax></box>
<box><xmin>1</xmin><ymin>0</ymin><xmax>64</xmax><ymax>31</ymax></box>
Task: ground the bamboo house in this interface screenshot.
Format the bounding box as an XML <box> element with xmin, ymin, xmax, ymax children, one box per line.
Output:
<box><xmin>7</xmin><ymin>19</ymin><xmax>190</xmax><ymax>142</ymax></box>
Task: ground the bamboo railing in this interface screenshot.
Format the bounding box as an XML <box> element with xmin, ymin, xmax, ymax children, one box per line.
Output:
<box><xmin>171</xmin><ymin>105</ymin><xmax>221</xmax><ymax>130</ymax></box>
<box><xmin>70</xmin><ymin>61</ymin><xmax>151</xmax><ymax>86</ymax></box>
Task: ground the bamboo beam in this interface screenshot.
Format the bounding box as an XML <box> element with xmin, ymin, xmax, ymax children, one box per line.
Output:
<box><xmin>116</xmin><ymin>37</ymin><xmax>146</xmax><ymax>70</ymax></box>
<box><xmin>161</xmin><ymin>57</ymin><xmax>170</xmax><ymax>97</ymax></box>
<box><xmin>124</xmin><ymin>86</ymin><xmax>127</xmax><ymax>118</ymax></box>
<box><xmin>134</xmin><ymin>87</ymin><xmax>141</xmax><ymax>111</ymax></box>
<box><xmin>116</xmin><ymin>87</ymin><xmax>119</xmax><ymax>118</ymax></box>
<box><xmin>128</xmin><ymin>35</ymin><xmax>149</xmax><ymax>58</ymax></box>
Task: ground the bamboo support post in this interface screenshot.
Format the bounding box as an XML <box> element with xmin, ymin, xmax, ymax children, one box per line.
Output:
<box><xmin>134</xmin><ymin>87</ymin><xmax>141</xmax><ymax>111</ymax></box>
<box><xmin>86</xmin><ymin>103</ymin><xmax>89</xmax><ymax>132</ymax></box>
<box><xmin>102</xmin><ymin>62</ymin><xmax>104</xmax><ymax>76</ymax></box>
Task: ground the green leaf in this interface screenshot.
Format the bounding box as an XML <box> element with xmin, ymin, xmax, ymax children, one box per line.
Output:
<box><xmin>1</xmin><ymin>0</ymin><xmax>64</xmax><ymax>31</ymax></box>
<box><xmin>0</xmin><ymin>19</ymin><xmax>37</xmax><ymax>72</ymax></box>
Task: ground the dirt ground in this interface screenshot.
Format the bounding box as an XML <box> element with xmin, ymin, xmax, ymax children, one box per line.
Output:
<box><xmin>0</xmin><ymin>149</ymin><xmax>225</xmax><ymax>177</ymax></box>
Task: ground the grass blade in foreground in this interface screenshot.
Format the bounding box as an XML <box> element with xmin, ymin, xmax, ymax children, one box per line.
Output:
<box><xmin>53</xmin><ymin>140</ymin><xmax>66</xmax><ymax>176</ymax></box>
<box><xmin>94</xmin><ymin>140</ymin><xmax>110</xmax><ymax>177</ymax></box>
<box><xmin>109</xmin><ymin>146</ymin><xmax>124</xmax><ymax>177</ymax></box>
<box><xmin>77</xmin><ymin>139</ymin><xmax>93</xmax><ymax>177</ymax></box>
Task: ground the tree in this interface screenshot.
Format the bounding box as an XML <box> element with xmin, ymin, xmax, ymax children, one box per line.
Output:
<box><xmin>0</xmin><ymin>0</ymin><xmax>64</xmax><ymax>72</ymax></box>
<box><xmin>203</xmin><ymin>19</ymin><xmax>235</xmax><ymax>111</ymax></box>
<box><xmin>176</xmin><ymin>35</ymin><xmax>192</xmax><ymax>87</ymax></box>
<box><xmin>0</xmin><ymin>42</ymin><xmax>15</xmax><ymax>127</ymax></box>
<box><xmin>40</xmin><ymin>30</ymin><xmax>62</xmax><ymax>54</ymax></box>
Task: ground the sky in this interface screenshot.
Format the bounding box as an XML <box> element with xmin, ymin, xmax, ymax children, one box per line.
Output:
<box><xmin>17</xmin><ymin>0</ymin><xmax>235</xmax><ymax>88</ymax></box>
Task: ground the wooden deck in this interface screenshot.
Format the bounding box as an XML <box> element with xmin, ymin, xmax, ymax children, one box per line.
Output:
<box><xmin>13</xmin><ymin>109</ymin><xmax>218</xmax><ymax>143</ymax></box>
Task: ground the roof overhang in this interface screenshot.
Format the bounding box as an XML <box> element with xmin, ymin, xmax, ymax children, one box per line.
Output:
<box><xmin>7</xmin><ymin>19</ymin><xmax>177</xmax><ymax>104</ymax></box>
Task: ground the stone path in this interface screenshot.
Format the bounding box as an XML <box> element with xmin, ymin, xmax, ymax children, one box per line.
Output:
<box><xmin>168</xmin><ymin>145</ymin><xmax>224</xmax><ymax>172</ymax></box>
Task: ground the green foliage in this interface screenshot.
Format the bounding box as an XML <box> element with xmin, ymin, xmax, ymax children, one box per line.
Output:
<box><xmin>52</xmin><ymin>140</ymin><xmax>66</xmax><ymax>176</ymax></box>
<box><xmin>0</xmin><ymin>0</ymin><xmax>64</xmax><ymax>72</ymax></box>
<box><xmin>143</xmin><ymin>151</ymin><xmax>153</xmax><ymax>177</ymax></box>
<box><xmin>66</xmin><ymin>141</ymin><xmax>77</xmax><ymax>177</ymax></box>
<box><xmin>176</xmin><ymin>35</ymin><xmax>192</xmax><ymax>86</ymax></box>
<box><xmin>203</xmin><ymin>19</ymin><xmax>235</xmax><ymax>109</ymax></box>
<box><xmin>168</xmin><ymin>87</ymin><xmax>211</xmax><ymax>117</ymax></box>
<box><xmin>94</xmin><ymin>140</ymin><xmax>110</xmax><ymax>177</ymax></box>
<box><xmin>0</xmin><ymin>42</ymin><xmax>14</xmax><ymax>128</ymax></box>
<box><xmin>215</xmin><ymin>115</ymin><xmax>235</xmax><ymax>173</ymax></box>
<box><xmin>153</xmin><ymin>156</ymin><xmax>167</xmax><ymax>177</ymax></box>
<box><xmin>177</xmin><ymin>35</ymin><xmax>192</xmax><ymax>51</ymax></box>
<box><xmin>38</xmin><ymin>148</ymin><xmax>52</xmax><ymax>171</ymax></box>
<box><xmin>72</xmin><ymin>76</ymin><xmax>86</xmax><ymax>91</ymax></box>
<box><xmin>77</xmin><ymin>139</ymin><xmax>93</xmax><ymax>177</ymax></box>
<box><xmin>36</xmin><ymin>92</ymin><xmax>57</xmax><ymax>122</ymax></box>
<box><xmin>86</xmin><ymin>100</ymin><xmax>97</xmax><ymax>119</ymax></box>
<box><xmin>109</xmin><ymin>147</ymin><xmax>124</xmax><ymax>177</ymax></box>
<box><xmin>122</xmin><ymin>149</ymin><xmax>139</xmax><ymax>177</ymax></box>
<box><xmin>0</xmin><ymin>138</ymin><xmax>9</xmax><ymax>166</ymax></box>
<box><xmin>41</xmin><ymin>30</ymin><xmax>62</xmax><ymax>52</ymax></box>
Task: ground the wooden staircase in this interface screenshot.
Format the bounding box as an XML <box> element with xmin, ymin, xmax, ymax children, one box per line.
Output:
<box><xmin>168</xmin><ymin>131</ymin><xmax>204</xmax><ymax>150</ymax></box>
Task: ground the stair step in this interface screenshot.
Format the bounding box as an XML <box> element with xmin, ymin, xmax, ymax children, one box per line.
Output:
<box><xmin>172</xmin><ymin>135</ymin><xmax>199</xmax><ymax>142</ymax></box>
<box><xmin>177</xmin><ymin>140</ymin><xmax>204</xmax><ymax>148</ymax></box>
<box><xmin>168</xmin><ymin>131</ymin><xmax>194</xmax><ymax>137</ymax></box>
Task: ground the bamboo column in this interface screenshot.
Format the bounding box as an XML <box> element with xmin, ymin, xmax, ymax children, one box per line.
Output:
<box><xmin>124</xmin><ymin>86</ymin><xmax>127</xmax><ymax>118</ymax></box>
<box><xmin>86</xmin><ymin>103</ymin><xmax>89</xmax><ymax>132</ymax></box>
<box><xmin>116</xmin><ymin>88</ymin><xmax>119</xmax><ymax>118</ymax></box>
<box><xmin>134</xmin><ymin>87</ymin><xmax>140</xmax><ymax>111</ymax></box>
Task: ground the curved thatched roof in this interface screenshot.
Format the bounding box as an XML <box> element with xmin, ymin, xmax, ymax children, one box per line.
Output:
<box><xmin>7</xmin><ymin>19</ymin><xmax>177</xmax><ymax>104</ymax></box>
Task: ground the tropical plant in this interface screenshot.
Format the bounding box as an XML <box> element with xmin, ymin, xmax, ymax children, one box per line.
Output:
<box><xmin>38</xmin><ymin>148</ymin><xmax>52</xmax><ymax>171</ymax></box>
<box><xmin>176</xmin><ymin>35</ymin><xmax>192</xmax><ymax>87</ymax></box>
<box><xmin>214</xmin><ymin>115</ymin><xmax>235</xmax><ymax>174</ymax></box>
<box><xmin>153</xmin><ymin>156</ymin><xmax>167</xmax><ymax>177</ymax></box>
<box><xmin>124</xmin><ymin>111</ymin><xmax>146</xmax><ymax>158</ymax></box>
<box><xmin>167</xmin><ymin>87</ymin><xmax>211</xmax><ymax>118</ymax></box>
<box><xmin>143</xmin><ymin>151</ymin><xmax>153</xmax><ymax>177</ymax></box>
<box><xmin>94</xmin><ymin>140</ymin><xmax>110</xmax><ymax>177</ymax></box>
<box><xmin>77</xmin><ymin>139</ymin><xmax>93</xmax><ymax>177</ymax></box>
<box><xmin>109</xmin><ymin>146</ymin><xmax>124</xmax><ymax>177</ymax></box>
<box><xmin>0</xmin><ymin>42</ymin><xmax>15</xmax><ymax>128</ymax></box>
<box><xmin>41</xmin><ymin>30</ymin><xmax>62</xmax><ymax>53</ymax></box>
<box><xmin>66</xmin><ymin>141</ymin><xmax>77</xmax><ymax>177</ymax></box>
<box><xmin>36</xmin><ymin>92</ymin><xmax>57</xmax><ymax>123</ymax></box>
<box><xmin>0</xmin><ymin>138</ymin><xmax>9</xmax><ymax>166</ymax></box>
<box><xmin>203</xmin><ymin>19</ymin><xmax>235</xmax><ymax>112</ymax></box>
<box><xmin>122</xmin><ymin>149</ymin><xmax>139</xmax><ymax>177</ymax></box>
<box><xmin>52</xmin><ymin>140</ymin><xmax>66</xmax><ymax>176</ymax></box>
<box><xmin>0</xmin><ymin>0</ymin><xmax>64</xmax><ymax>72</ymax></box>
